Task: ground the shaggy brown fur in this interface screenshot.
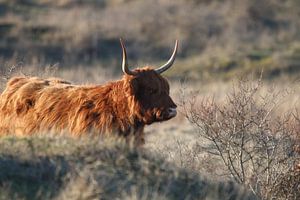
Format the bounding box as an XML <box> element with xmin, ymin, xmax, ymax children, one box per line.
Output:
<box><xmin>0</xmin><ymin>67</ymin><xmax>177</xmax><ymax>144</ymax></box>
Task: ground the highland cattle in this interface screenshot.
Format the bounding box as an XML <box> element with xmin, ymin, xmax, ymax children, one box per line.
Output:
<box><xmin>0</xmin><ymin>39</ymin><xmax>178</xmax><ymax>145</ymax></box>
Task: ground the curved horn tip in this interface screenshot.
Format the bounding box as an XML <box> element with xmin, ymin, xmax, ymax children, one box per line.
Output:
<box><xmin>155</xmin><ymin>40</ymin><xmax>179</xmax><ymax>74</ymax></box>
<box><xmin>120</xmin><ymin>38</ymin><xmax>137</xmax><ymax>76</ymax></box>
<box><xmin>119</xmin><ymin>38</ymin><xmax>125</xmax><ymax>47</ymax></box>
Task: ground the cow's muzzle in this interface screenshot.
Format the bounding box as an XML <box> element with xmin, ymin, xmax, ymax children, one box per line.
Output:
<box><xmin>167</xmin><ymin>107</ymin><xmax>177</xmax><ymax>118</ymax></box>
<box><xmin>153</xmin><ymin>107</ymin><xmax>177</xmax><ymax>122</ymax></box>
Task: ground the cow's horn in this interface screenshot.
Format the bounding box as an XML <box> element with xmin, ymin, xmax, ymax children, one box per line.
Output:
<box><xmin>155</xmin><ymin>40</ymin><xmax>178</xmax><ymax>74</ymax></box>
<box><xmin>120</xmin><ymin>38</ymin><xmax>137</xmax><ymax>76</ymax></box>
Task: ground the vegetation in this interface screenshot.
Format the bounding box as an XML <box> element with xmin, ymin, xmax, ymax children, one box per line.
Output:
<box><xmin>0</xmin><ymin>136</ymin><xmax>256</xmax><ymax>200</ymax></box>
<box><xmin>0</xmin><ymin>0</ymin><xmax>300</xmax><ymax>80</ymax></box>
<box><xmin>181</xmin><ymin>78</ymin><xmax>300</xmax><ymax>199</ymax></box>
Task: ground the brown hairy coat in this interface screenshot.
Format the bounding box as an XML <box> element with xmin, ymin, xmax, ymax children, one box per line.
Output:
<box><xmin>0</xmin><ymin>68</ymin><xmax>177</xmax><ymax>144</ymax></box>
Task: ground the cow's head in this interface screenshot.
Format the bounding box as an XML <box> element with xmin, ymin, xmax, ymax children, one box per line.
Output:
<box><xmin>120</xmin><ymin>39</ymin><xmax>178</xmax><ymax>124</ymax></box>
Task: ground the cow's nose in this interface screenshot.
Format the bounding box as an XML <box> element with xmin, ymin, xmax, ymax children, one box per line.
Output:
<box><xmin>168</xmin><ymin>107</ymin><xmax>177</xmax><ymax>118</ymax></box>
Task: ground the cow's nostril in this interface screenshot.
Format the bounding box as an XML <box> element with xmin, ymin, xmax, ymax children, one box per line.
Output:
<box><xmin>168</xmin><ymin>107</ymin><xmax>177</xmax><ymax>117</ymax></box>
<box><xmin>168</xmin><ymin>108</ymin><xmax>176</xmax><ymax>112</ymax></box>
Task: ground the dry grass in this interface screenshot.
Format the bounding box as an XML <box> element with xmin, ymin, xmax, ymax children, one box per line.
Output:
<box><xmin>1</xmin><ymin>0</ymin><xmax>300</xmax><ymax>80</ymax></box>
<box><xmin>0</xmin><ymin>136</ymin><xmax>257</xmax><ymax>200</ymax></box>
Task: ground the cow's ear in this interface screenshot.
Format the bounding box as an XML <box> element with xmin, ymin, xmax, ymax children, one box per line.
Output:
<box><xmin>125</xmin><ymin>78</ymin><xmax>139</xmax><ymax>96</ymax></box>
<box><xmin>130</xmin><ymin>79</ymin><xmax>139</xmax><ymax>95</ymax></box>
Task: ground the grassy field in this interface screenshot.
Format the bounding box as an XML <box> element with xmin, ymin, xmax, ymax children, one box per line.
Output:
<box><xmin>0</xmin><ymin>0</ymin><xmax>300</xmax><ymax>199</ymax></box>
<box><xmin>0</xmin><ymin>0</ymin><xmax>300</xmax><ymax>80</ymax></box>
<box><xmin>0</xmin><ymin>136</ymin><xmax>257</xmax><ymax>200</ymax></box>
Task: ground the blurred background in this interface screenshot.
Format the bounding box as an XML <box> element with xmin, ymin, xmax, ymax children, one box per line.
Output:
<box><xmin>0</xmin><ymin>0</ymin><xmax>300</xmax><ymax>82</ymax></box>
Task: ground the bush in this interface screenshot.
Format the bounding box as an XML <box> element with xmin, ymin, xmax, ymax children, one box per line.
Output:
<box><xmin>181</xmin><ymin>78</ymin><xmax>299</xmax><ymax>199</ymax></box>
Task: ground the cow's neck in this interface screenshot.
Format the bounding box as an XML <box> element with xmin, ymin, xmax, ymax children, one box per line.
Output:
<box><xmin>104</xmin><ymin>80</ymin><xmax>141</xmax><ymax>133</ymax></box>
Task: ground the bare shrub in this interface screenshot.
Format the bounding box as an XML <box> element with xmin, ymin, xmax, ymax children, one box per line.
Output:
<box><xmin>181</xmin><ymin>78</ymin><xmax>299</xmax><ymax>199</ymax></box>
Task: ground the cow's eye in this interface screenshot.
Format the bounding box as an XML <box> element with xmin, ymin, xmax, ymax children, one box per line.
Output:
<box><xmin>149</xmin><ymin>89</ymin><xmax>156</xmax><ymax>94</ymax></box>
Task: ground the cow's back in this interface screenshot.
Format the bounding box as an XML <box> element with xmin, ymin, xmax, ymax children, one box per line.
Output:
<box><xmin>0</xmin><ymin>76</ymin><xmax>76</xmax><ymax>136</ymax></box>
